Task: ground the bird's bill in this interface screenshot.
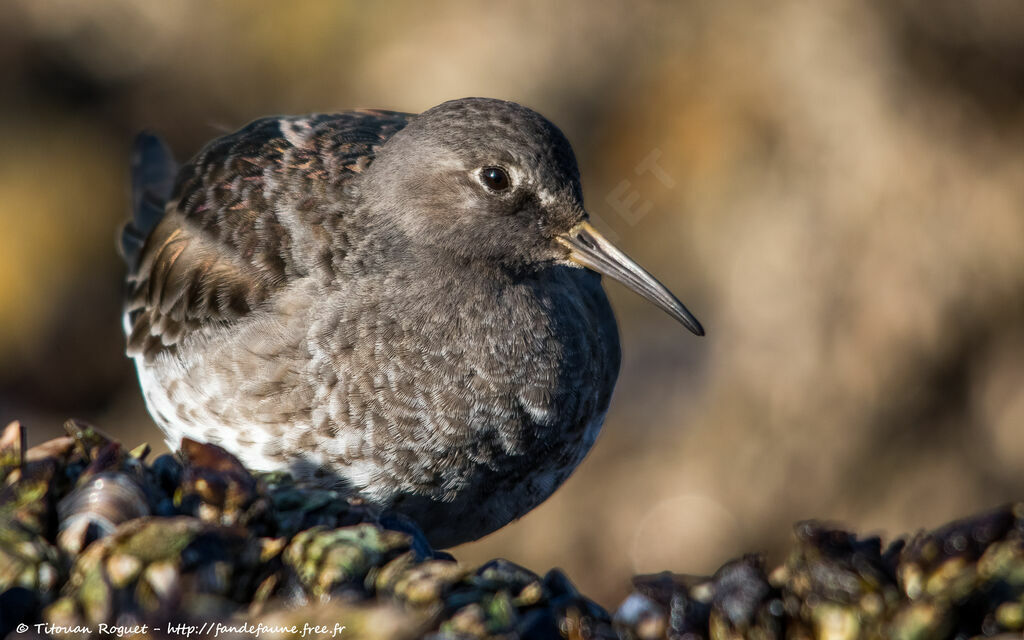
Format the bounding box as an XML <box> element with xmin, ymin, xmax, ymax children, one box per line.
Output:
<box><xmin>556</xmin><ymin>221</ymin><xmax>705</xmax><ymax>336</ymax></box>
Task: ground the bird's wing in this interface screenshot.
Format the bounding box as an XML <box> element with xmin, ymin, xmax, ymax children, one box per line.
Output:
<box><xmin>124</xmin><ymin>110</ymin><xmax>411</xmax><ymax>360</ymax></box>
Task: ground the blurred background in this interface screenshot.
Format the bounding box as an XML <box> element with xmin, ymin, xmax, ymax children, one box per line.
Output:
<box><xmin>2</xmin><ymin>0</ymin><xmax>1023</xmax><ymax>607</ymax></box>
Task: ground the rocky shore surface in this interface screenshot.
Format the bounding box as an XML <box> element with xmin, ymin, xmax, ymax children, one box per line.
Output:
<box><xmin>1</xmin><ymin>419</ymin><xmax>1022</xmax><ymax>640</ymax></box>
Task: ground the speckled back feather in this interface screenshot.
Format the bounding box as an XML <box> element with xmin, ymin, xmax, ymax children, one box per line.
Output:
<box><xmin>123</xmin><ymin>111</ymin><xmax>411</xmax><ymax>360</ymax></box>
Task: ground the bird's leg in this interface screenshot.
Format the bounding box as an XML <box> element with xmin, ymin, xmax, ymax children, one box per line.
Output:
<box><xmin>379</xmin><ymin>510</ymin><xmax>455</xmax><ymax>561</ymax></box>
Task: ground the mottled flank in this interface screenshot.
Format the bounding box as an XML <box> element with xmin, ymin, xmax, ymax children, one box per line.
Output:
<box><xmin>121</xmin><ymin>98</ymin><xmax>624</xmax><ymax>548</ymax></box>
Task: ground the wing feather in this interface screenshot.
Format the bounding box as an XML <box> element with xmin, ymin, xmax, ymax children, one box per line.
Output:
<box><xmin>124</xmin><ymin>110</ymin><xmax>411</xmax><ymax>360</ymax></box>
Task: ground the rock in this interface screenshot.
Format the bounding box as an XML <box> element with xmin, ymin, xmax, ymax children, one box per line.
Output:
<box><xmin>5</xmin><ymin>419</ymin><xmax>1024</xmax><ymax>639</ymax></box>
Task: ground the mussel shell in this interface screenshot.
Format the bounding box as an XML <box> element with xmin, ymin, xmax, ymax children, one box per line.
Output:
<box><xmin>56</xmin><ymin>472</ymin><xmax>150</xmax><ymax>554</ymax></box>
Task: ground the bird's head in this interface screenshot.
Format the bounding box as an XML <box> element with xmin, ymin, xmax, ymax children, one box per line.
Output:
<box><xmin>359</xmin><ymin>97</ymin><xmax>703</xmax><ymax>335</ymax></box>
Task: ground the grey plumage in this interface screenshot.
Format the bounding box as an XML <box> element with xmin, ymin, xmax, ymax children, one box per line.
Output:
<box><xmin>122</xmin><ymin>98</ymin><xmax>700</xmax><ymax>547</ymax></box>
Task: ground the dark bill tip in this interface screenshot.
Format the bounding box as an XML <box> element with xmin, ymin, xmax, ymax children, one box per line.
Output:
<box><xmin>556</xmin><ymin>221</ymin><xmax>705</xmax><ymax>336</ymax></box>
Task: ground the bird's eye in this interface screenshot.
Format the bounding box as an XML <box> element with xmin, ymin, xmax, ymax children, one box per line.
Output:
<box><xmin>479</xmin><ymin>166</ymin><xmax>511</xmax><ymax>192</ymax></box>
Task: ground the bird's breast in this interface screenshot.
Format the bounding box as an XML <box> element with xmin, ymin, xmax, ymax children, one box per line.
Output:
<box><xmin>304</xmin><ymin>265</ymin><xmax>621</xmax><ymax>492</ymax></box>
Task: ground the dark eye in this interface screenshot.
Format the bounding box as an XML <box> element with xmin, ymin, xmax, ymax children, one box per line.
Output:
<box><xmin>479</xmin><ymin>166</ymin><xmax>511</xmax><ymax>192</ymax></box>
